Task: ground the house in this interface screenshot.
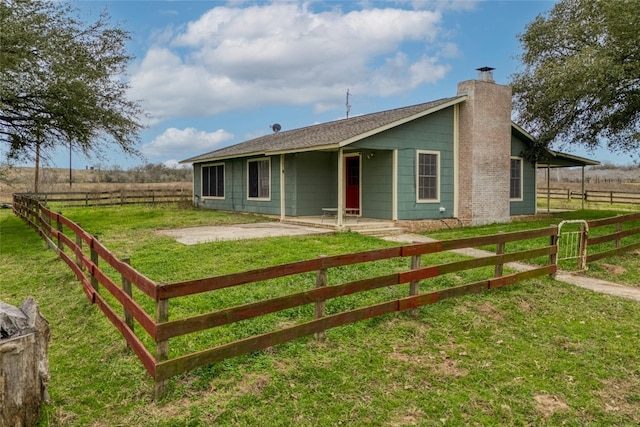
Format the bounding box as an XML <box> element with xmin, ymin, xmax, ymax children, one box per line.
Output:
<box><xmin>181</xmin><ymin>68</ymin><xmax>598</xmax><ymax>228</ymax></box>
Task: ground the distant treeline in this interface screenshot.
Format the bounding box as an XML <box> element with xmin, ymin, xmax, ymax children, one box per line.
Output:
<box><xmin>28</xmin><ymin>162</ymin><xmax>194</xmax><ymax>184</ymax></box>
<box><xmin>553</xmin><ymin>177</ymin><xmax>640</xmax><ymax>184</ymax></box>
<box><xmin>589</xmin><ymin>162</ymin><xmax>640</xmax><ymax>171</ymax></box>
<box><xmin>95</xmin><ymin>163</ymin><xmax>193</xmax><ymax>183</ymax></box>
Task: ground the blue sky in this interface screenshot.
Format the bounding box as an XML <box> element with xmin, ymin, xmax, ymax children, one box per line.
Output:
<box><xmin>45</xmin><ymin>0</ymin><xmax>630</xmax><ymax>169</ymax></box>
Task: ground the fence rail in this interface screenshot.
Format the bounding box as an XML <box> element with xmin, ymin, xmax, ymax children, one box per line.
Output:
<box><xmin>537</xmin><ymin>187</ymin><xmax>640</xmax><ymax>205</ymax></box>
<box><xmin>11</xmin><ymin>194</ymin><xmax>640</xmax><ymax>398</ymax></box>
<box><xmin>22</xmin><ymin>188</ymin><xmax>192</xmax><ymax>207</ymax></box>
<box><xmin>586</xmin><ymin>213</ymin><xmax>640</xmax><ymax>262</ymax></box>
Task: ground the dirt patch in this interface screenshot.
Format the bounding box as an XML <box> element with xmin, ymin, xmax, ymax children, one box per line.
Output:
<box><xmin>387</xmin><ymin>406</ymin><xmax>425</xmax><ymax>426</ymax></box>
<box><xmin>389</xmin><ymin>348</ymin><xmax>419</xmax><ymax>364</ymax></box>
<box><xmin>601</xmin><ymin>263</ymin><xmax>627</xmax><ymax>275</ymax></box>
<box><xmin>534</xmin><ymin>394</ymin><xmax>570</xmax><ymax>418</ymax></box>
<box><xmin>388</xmin><ymin>345</ymin><xmax>468</xmax><ymax>378</ymax></box>
<box><xmin>235</xmin><ymin>373</ymin><xmax>271</xmax><ymax>395</ymax></box>
<box><xmin>597</xmin><ymin>378</ymin><xmax>640</xmax><ymax>419</ymax></box>
<box><xmin>518</xmin><ymin>300</ymin><xmax>534</xmax><ymax>312</ymax></box>
<box><xmin>433</xmin><ymin>351</ymin><xmax>469</xmax><ymax>378</ymax></box>
<box><xmin>477</xmin><ymin>302</ymin><xmax>504</xmax><ymax>321</ymax></box>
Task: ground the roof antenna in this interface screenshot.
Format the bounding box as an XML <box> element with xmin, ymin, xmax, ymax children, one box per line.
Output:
<box><xmin>346</xmin><ymin>89</ymin><xmax>351</xmax><ymax>118</ymax></box>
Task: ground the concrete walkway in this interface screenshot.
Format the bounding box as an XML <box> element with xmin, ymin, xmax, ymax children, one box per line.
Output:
<box><xmin>385</xmin><ymin>233</ymin><xmax>640</xmax><ymax>303</ymax></box>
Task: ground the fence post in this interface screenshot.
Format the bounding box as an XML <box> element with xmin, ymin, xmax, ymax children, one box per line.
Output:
<box><xmin>549</xmin><ymin>226</ymin><xmax>558</xmax><ymax>276</ymax></box>
<box><xmin>90</xmin><ymin>235</ymin><xmax>99</xmax><ymax>292</ymax></box>
<box><xmin>494</xmin><ymin>232</ymin><xmax>505</xmax><ymax>278</ymax></box>
<box><xmin>409</xmin><ymin>248</ymin><xmax>421</xmax><ymax>318</ymax></box>
<box><xmin>28</xmin><ymin>197</ymin><xmax>34</xmax><ymax>225</ymax></box>
<box><xmin>75</xmin><ymin>223</ymin><xmax>83</xmax><ymax>271</ymax></box>
<box><xmin>121</xmin><ymin>258</ymin><xmax>134</xmax><ymax>346</ymax></box>
<box><xmin>36</xmin><ymin>198</ymin><xmax>42</xmax><ymax>229</ymax></box>
<box><xmin>610</xmin><ymin>191</ymin><xmax>614</xmax><ymax>205</ymax></box>
<box><xmin>615</xmin><ymin>220</ymin><xmax>622</xmax><ymax>249</ymax></box>
<box><xmin>155</xmin><ymin>297</ymin><xmax>169</xmax><ymax>399</ymax></box>
<box><xmin>56</xmin><ymin>212</ymin><xmax>64</xmax><ymax>254</ymax></box>
<box><xmin>578</xmin><ymin>222</ymin><xmax>588</xmax><ymax>271</ymax></box>
<box><xmin>42</xmin><ymin>203</ymin><xmax>51</xmax><ymax>232</ymax></box>
<box><xmin>314</xmin><ymin>255</ymin><xmax>327</xmax><ymax>341</ymax></box>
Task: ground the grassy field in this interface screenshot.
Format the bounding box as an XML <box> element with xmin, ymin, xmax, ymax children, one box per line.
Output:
<box><xmin>0</xmin><ymin>167</ymin><xmax>191</xmax><ymax>204</ymax></box>
<box><xmin>2</xmin><ymin>205</ymin><xmax>640</xmax><ymax>426</ymax></box>
<box><xmin>537</xmin><ymin>196</ymin><xmax>640</xmax><ymax>213</ymax></box>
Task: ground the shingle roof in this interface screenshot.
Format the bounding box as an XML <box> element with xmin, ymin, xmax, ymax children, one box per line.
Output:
<box><xmin>181</xmin><ymin>95</ymin><xmax>467</xmax><ymax>163</ymax></box>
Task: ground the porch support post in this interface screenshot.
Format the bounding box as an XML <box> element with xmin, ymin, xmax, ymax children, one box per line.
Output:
<box><xmin>392</xmin><ymin>149</ymin><xmax>398</xmax><ymax>221</ymax></box>
<box><xmin>581</xmin><ymin>165</ymin><xmax>585</xmax><ymax>210</ymax></box>
<box><xmin>337</xmin><ymin>148</ymin><xmax>344</xmax><ymax>227</ymax></box>
<box><xmin>547</xmin><ymin>164</ymin><xmax>551</xmax><ymax>213</ymax></box>
<box><xmin>280</xmin><ymin>154</ymin><xmax>286</xmax><ymax>222</ymax></box>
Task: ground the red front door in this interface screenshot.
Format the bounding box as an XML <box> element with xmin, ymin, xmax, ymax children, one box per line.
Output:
<box><xmin>345</xmin><ymin>155</ymin><xmax>360</xmax><ymax>215</ymax></box>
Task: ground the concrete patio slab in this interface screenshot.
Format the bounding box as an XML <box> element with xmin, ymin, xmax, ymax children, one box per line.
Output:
<box><xmin>157</xmin><ymin>222</ymin><xmax>332</xmax><ymax>245</ymax></box>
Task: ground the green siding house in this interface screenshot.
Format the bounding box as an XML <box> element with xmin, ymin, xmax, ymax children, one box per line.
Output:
<box><xmin>182</xmin><ymin>69</ymin><xmax>597</xmax><ymax>227</ymax></box>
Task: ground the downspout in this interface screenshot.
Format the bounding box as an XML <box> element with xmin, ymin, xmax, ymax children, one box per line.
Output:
<box><xmin>337</xmin><ymin>148</ymin><xmax>344</xmax><ymax>228</ymax></box>
<box><xmin>280</xmin><ymin>154</ymin><xmax>286</xmax><ymax>222</ymax></box>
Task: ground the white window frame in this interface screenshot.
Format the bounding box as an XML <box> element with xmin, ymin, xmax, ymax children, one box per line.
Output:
<box><xmin>247</xmin><ymin>157</ymin><xmax>271</xmax><ymax>201</ymax></box>
<box><xmin>510</xmin><ymin>156</ymin><xmax>523</xmax><ymax>201</ymax></box>
<box><xmin>201</xmin><ymin>162</ymin><xmax>225</xmax><ymax>199</ymax></box>
<box><xmin>416</xmin><ymin>150</ymin><xmax>440</xmax><ymax>203</ymax></box>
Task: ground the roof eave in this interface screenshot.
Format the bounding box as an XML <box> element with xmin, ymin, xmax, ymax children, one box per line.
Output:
<box><xmin>267</xmin><ymin>143</ymin><xmax>341</xmax><ymax>156</ymax></box>
<box><xmin>181</xmin><ymin>149</ymin><xmax>269</xmax><ymax>164</ymax></box>
<box><xmin>538</xmin><ymin>150</ymin><xmax>601</xmax><ymax>168</ymax></box>
<box><xmin>511</xmin><ymin>122</ymin><xmax>537</xmax><ymax>142</ymax></box>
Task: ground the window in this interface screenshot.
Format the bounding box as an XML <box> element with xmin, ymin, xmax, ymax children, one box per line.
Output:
<box><xmin>248</xmin><ymin>158</ymin><xmax>270</xmax><ymax>199</ymax></box>
<box><xmin>417</xmin><ymin>151</ymin><xmax>439</xmax><ymax>202</ymax></box>
<box><xmin>510</xmin><ymin>157</ymin><xmax>522</xmax><ymax>200</ymax></box>
<box><xmin>202</xmin><ymin>163</ymin><xmax>224</xmax><ymax>198</ymax></box>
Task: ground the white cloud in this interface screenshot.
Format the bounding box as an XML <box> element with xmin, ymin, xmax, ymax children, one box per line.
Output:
<box><xmin>162</xmin><ymin>159</ymin><xmax>190</xmax><ymax>169</ymax></box>
<box><xmin>141</xmin><ymin>127</ymin><xmax>234</xmax><ymax>160</ymax></box>
<box><xmin>130</xmin><ymin>2</ymin><xmax>455</xmax><ymax>123</ymax></box>
<box><xmin>403</xmin><ymin>0</ymin><xmax>479</xmax><ymax>12</ymax></box>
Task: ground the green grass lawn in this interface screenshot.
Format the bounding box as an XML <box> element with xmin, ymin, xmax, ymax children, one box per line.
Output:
<box><xmin>2</xmin><ymin>205</ymin><xmax>640</xmax><ymax>426</ymax></box>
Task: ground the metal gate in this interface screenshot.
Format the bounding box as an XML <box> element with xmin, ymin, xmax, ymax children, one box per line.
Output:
<box><xmin>557</xmin><ymin>220</ymin><xmax>589</xmax><ymax>270</ymax></box>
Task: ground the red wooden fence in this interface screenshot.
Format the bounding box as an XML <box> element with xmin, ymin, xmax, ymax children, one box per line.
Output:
<box><xmin>12</xmin><ymin>194</ymin><xmax>640</xmax><ymax>397</ymax></box>
<box><xmin>23</xmin><ymin>188</ymin><xmax>191</xmax><ymax>207</ymax></box>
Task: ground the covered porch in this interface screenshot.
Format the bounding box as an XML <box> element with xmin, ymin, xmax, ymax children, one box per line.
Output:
<box><xmin>278</xmin><ymin>147</ymin><xmax>398</xmax><ymax>226</ymax></box>
<box><xmin>537</xmin><ymin>150</ymin><xmax>601</xmax><ymax>212</ymax></box>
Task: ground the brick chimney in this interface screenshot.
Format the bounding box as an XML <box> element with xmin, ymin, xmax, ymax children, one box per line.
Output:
<box><xmin>456</xmin><ymin>67</ymin><xmax>512</xmax><ymax>225</ymax></box>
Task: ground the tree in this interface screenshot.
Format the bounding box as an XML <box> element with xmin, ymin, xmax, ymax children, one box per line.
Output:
<box><xmin>510</xmin><ymin>0</ymin><xmax>640</xmax><ymax>161</ymax></box>
<box><xmin>0</xmin><ymin>0</ymin><xmax>144</xmax><ymax>165</ymax></box>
